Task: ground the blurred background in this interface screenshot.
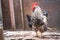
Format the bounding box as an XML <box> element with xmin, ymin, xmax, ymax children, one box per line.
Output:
<box><xmin>0</xmin><ymin>0</ymin><xmax>60</xmax><ymax>32</ymax></box>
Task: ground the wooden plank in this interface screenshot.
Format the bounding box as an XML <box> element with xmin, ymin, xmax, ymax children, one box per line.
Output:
<box><xmin>9</xmin><ymin>0</ymin><xmax>16</xmax><ymax>31</ymax></box>
<box><xmin>4</xmin><ymin>31</ymin><xmax>60</xmax><ymax>40</ymax></box>
<box><xmin>13</xmin><ymin>0</ymin><xmax>23</xmax><ymax>30</ymax></box>
<box><xmin>20</xmin><ymin>0</ymin><xmax>24</xmax><ymax>30</ymax></box>
<box><xmin>1</xmin><ymin>0</ymin><xmax>11</xmax><ymax>30</ymax></box>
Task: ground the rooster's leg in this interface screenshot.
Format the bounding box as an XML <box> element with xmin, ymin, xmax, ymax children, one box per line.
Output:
<box><xmin>37</xmin><ymin>31</ymin><xmax>42</xmax><ymax>38</ymax></box>
<box><xmin>36</xmin><ymin>31</ymin><xmax>38</xmax><ymax>37</ymax></box>
<box><xmin>40</xmin><ymin>32</ymin><xmax>42</xmax><ymax>38</ymax></box>
<box><xmin>35</xmin><ymin>29</ymin><xmax>38</xmax><ymax>37</ymax></box>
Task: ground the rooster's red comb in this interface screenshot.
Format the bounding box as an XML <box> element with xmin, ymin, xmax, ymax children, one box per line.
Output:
<box><xmin>31</xmin><ymin>2</ymin><xmax>38</xmax><ymax>10</ymax></box>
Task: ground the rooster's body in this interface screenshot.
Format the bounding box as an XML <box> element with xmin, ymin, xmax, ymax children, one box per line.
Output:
<box><xmin>27</xmin><ymin>3</ymin><xmax>49</xmax><ymax>37</ymax></box>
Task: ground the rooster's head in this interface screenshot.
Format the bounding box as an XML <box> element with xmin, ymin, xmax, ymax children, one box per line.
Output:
<box><xmin>31</xmin><ymin>2</ymin><xmax>38</xmax><ymax>11</ymax></box>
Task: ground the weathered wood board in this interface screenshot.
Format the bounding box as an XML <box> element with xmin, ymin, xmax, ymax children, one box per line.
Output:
<box><xmin>4</xmin><ymin>31</ymin><xmax>60</xmax><ymax>40</ymax></box>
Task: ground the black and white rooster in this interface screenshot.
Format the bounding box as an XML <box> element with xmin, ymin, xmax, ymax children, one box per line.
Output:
<box><xmin>26</xmin><ymin>3</ymin><xmax>51</xmax><ymax>37</ymax></box>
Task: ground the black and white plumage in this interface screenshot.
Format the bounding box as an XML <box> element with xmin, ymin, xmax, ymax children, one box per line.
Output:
<box><xmin>26</xmin><ymin>3</ymin><xmax>49</xmax><ymax>37</ymax></box>
<box><xmin>31</xmin><ymin>5</ymin><xmax>48</xmax><ymax>30</ymax></box>
<box><xmin>26</xmin><ymin>15</ymin><xmax>32</xmax><ymax>28</ymax></box>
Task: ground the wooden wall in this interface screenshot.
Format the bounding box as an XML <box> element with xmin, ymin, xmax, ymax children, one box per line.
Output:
<box><xmin>1</xmin><ymin>0</ymin><xmax>60</xmax><ymax>31</ymax></box>
<box><xmin>23</xmin><ymin>0</ymin><xmax>60</xmax><ymax>31</ymax></box>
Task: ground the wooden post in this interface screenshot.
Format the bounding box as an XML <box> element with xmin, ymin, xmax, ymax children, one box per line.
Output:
<box><xmin>20</xmin><ymin>0</ymin><xmax>24</xmax><ymax>30</ymax></box>
<box><xmin>0</xmin><ymin>27</ymin><xmax>4</xmax><ymax>40</ymax></box>
<box><xmin>9</xmin><ymin>0</ymin><xmax>16</xmax><ymax>31</ymax></box>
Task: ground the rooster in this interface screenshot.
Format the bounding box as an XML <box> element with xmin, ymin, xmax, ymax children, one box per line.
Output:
<box><xmin>27</xmin><ymin>3</ymin><xmax>51</xmax><ymax>37</ymax></box>
<box><xmin>31</xmin><ymin>3</ymin><xmax>51</xmax><ymax>37</ymax></box>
